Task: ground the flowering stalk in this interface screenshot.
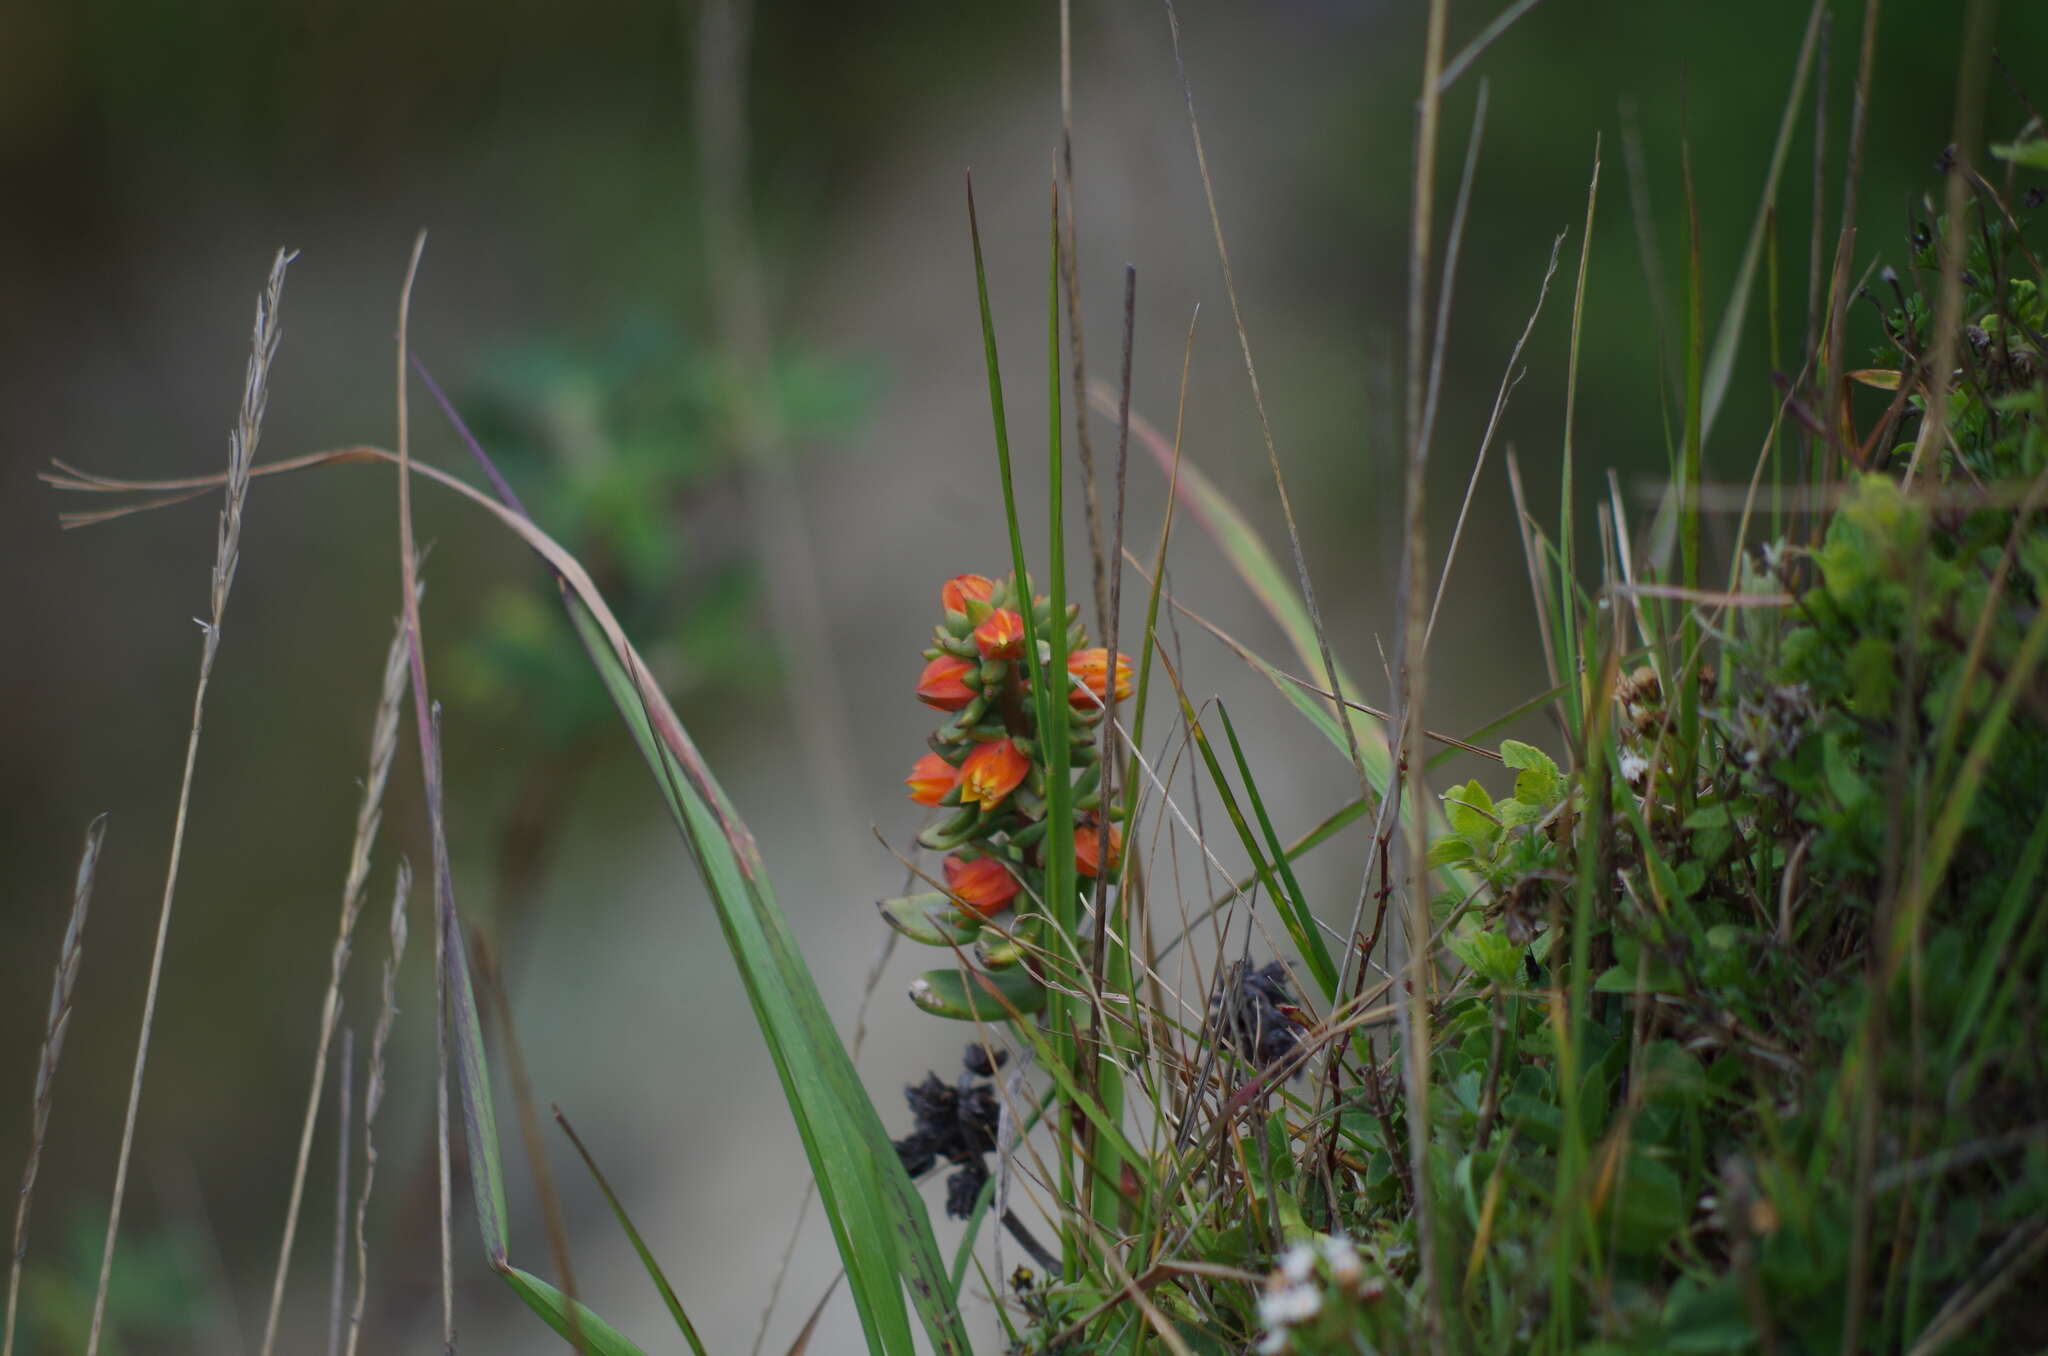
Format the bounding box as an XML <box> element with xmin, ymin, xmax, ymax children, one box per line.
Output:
<box><xmin>882</xmin><ymin>572</ymin><xmax>1134</xmax><ymax>1009</ymax></box>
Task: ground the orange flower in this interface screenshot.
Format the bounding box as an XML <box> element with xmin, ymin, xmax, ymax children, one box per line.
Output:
<box><xmin>1074</xmin><ymin>819</ymin><xmax>1122</xmax><ymax>877</ymax></box>
<box><xmin>1067</xmin><ymin>649</ymin><xmax>1134</xmax><ymax>708</ymax></box>
<box><xmin>943</xmin><ymin>855</ymin><xmax>1020</xmax><ymax>917</ymax></box>
<box><xmin>941</xmin><ymin>574</ymin><xmax>997</xmax><ymax>614</ymax></box>
<box><xmin>905</xmin><ymin>752</ymin><xmax>959</xmax><ymax>806</ymax></box>
<box><xmin>916</xmin><ymin>654</ymin><xmax>977</xmax><ymax>710</ymax></box>
<box><xmin>959</xmin><ymin>737</ymin><xmax>1030</xmax><ymax>810</ymax></box>
<box><xmin>973</xmin><ymin>608</ymin><xmax>1026</xmax><ymax>659</ymax></box>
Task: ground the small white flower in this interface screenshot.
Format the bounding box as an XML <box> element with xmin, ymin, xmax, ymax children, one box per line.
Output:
<box><xmin>1278</xmin><ymin>1242</ymin><xmax>1316</xmax><ymax>1285</ymax></box>
<box><xmin>1620</xmin><ymin>750</ymin><xmax>1650</xmax><ymax>784</ymax></box>
<box><xmin>1258</xmin><ymin>1284</ymin><xmax>1322</xmax><ymax>1327</ymax></box>
<box><xmin>1321</xmin><ymin>1234</ymin><xmax>1362</xmax><ymax>1286</ymax></box>
<box><xmin>1256</xmin><ymin>1329</ymin><xmax>1289</xmax><ymax>1356</ymax></box>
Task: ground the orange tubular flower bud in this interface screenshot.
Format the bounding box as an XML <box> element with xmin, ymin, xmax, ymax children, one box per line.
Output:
<box><xmin>1074</xmin><ymin>819</ymin><xmax>1123</xmax><ymax>878</ymax></box>
<box><xmin>941</xmin><ymin>574</ymin><xmax>997</xmax><ymax>615</ymax></box>
<box><xmin>1067</xmin><ymin>648</ymin><xmax>1134</xmax><ymax>708</ymax></box>
<box><xmin>958</xmin><ymin>737</ymin><xmax>1030</xmax><ymax>810</ymax></box>
<box><xmin>973</xmin><ymin>608</ymin><xmax>1026</xmax><ymax>659</ymax></box>
<box><xmin>905</xmin><ymin>752</ymin><xmax>959</xmax><ymax>806</ymax></box>
<box><xmin>916</xmin><ymin>654</ymin><xmax>977</xmax><ymax>710</ymax></box>
<box><xmin>943</xmin><ymin>855</ymin><xmax>1021</xmax><ymax>917</ymax></box>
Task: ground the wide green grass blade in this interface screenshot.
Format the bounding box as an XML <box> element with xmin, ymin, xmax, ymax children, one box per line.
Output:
<box><xmin>562</xmin><ymin>593</ymin><xmax>966</xmax><ymax>1356</ymax></box>
<box><xmin>555</xmin><ymin>1112</ymin><xmax>709</xmax><ymax>1355</ymax></box>
<box><xmin>444</xmin><ymin>914</ymin><xmax>509</xmax><ymax>1265</ymax></box>
<box><xmin>501</xmin><ymin>1266</ymin><xmax>648</xmax><ymax>1355</ymax></box>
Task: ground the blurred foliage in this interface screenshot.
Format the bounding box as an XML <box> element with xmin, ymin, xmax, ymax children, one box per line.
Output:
<box><xmin>18</xmin><ymin>1209</ymin><xmax>212</xmax><ymax>1356</ymax></box>
<box><xmin>445</xmin><ymin>312</ymin><xmax>873</xmax><ymax>749</ymax></box>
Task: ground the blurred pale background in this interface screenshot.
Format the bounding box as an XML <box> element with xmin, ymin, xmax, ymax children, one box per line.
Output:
<box><xmin>3</xmin><ymin>1</ymin><xmax>2040</xmax><ymax>1351</ymax></box>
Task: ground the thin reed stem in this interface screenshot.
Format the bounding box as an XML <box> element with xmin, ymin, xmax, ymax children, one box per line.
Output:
<box><xmin>4</xmin><ymin>816</ymin><xmax>108</xmax><ymax>1356</ymax></box>
<box><xmin>345</xmin><ymin>861</ymin><xmax>412</xmax><ymax>1356</ymax></box>
<box><xmin>327</xmin><ymin>1027</ymin><xmax>353</xmax><ymax>1356</ymax></box>
<box><xmin>87</xmin><ymin>247</ymin><xmax>294</xmax><ymax>1356</ymax></box>
<box><xmin>259</xmin><ymin>612</ymin><xmax>412</xmax><ymax>1356</ymax></box>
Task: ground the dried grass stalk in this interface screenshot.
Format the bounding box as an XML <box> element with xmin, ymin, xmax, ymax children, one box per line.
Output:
<box><xmin>3</xmin><ymin>816</ymin><xmax>109</xmax><ymax>1356</ymax></box>
<box><xmin>87</xmin><ymin>247</ymin><xmax>295</xmax><ymax>1356</ymax></box>
<box><xmin>258</xmin><ymin>612</ymin><xmax>412</xmax><ymax>1356</ymax></box>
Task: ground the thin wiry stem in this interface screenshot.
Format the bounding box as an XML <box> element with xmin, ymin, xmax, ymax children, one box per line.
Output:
<box><xmin>1822</xmin><ymin>0</ymin><xmax>1882</xmax><ymax>465</ymax></box>
<box><xmin>4</xmin><ymin>816</ymin><xmax>108</xmax><ymax>1356</ymax></box>
<box><xmin>87</xmin><ymin>247</ymin><xmax>294</xmax><ymax>1356</ymax></box>
<box><xmin>387</xmin><ymin>230</ymin><xmax>455</xmax><ymax>1355</ymax></box>
<box><xmin>1162</xmin><ymin>1</ymin><xmax>1376</xmax><ymax>812</ymax></box>
<box><xmin>1903</xmin><ymin>0</ymin><xmax>1995</xmax><ymax>485</ymax></box>
<box><xmin>1427</xmin><ymin>233</ymin><xmax>1565</xmax><ymax>644</ymax></box>
<box><xmin>345</xmin><ymin>861</ymin><xmax>412</xmax><ymax>1356</ymax></box>
<box><xmin>260</xmin><ymin>611</ymin><xmax>412</xmax><ymax>1356</ymax></box>
<box><xmin>1437</xmin><ymin>0</ymin><xmax>1550</xmax><ymax>93</ymax></box>
<box><xmin>694</xmin><ymin>0</ymin><xmax>864</xmax><ymax>859</ymax></box>
<box><xmin>327</xmin><ymin>1027</ymin><xmax>353</xmax><ymax>1356</ymax></box>
<box><xmin>1395</xmin><ymin>0</ymin><xmax>1451</xmax><ymax>1341</ymax></box>
<box><xmin>1059</xmin><ymin>0</ymin><xmax>1113</xmax><ymax>636</ymax></box>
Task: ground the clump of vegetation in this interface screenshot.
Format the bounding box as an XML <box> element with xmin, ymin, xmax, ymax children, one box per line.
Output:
<box><xmin>11</xmin><ymin>4</ymin><xmax>2045</xmax><ymax>1355</ymax></box>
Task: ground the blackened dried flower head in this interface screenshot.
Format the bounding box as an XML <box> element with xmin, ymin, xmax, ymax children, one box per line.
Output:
<box><xmin>963</xmin><ymin>1041</ymin><xmax>1010</xmax><ymax>1079</ymax></box>
<box><xmin>891</xmin><ymin>1045</ymin><xmax>1007</xmax><ymax>1218</ymax></box>
<box><xmin>1212</xmin><ymin>960</ymin><xmax>1306</xmax><ymax>1074</ymax></box>
<box><xmin>945</xmin><ymin>1158</ymin><xmax>989</xmax><ymax>1219</ymax></box>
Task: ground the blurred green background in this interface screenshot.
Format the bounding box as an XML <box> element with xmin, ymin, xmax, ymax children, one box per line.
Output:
<box><xmin>3</xmin><ymin>1</ymin><xmax>2043</xmax><ymax>1350</ymax></box>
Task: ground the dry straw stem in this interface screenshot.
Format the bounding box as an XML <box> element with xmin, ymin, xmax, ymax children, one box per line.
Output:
<box><xmin>86</xmin><ymin>246</ymin><xmax>294</xmax><ymax>1356</ymax></box>
<box><xmin>388</xmin><ymin>232</ymin><xmax>460</xmax><ymax>1355</ymax></box>
<box><xmin>259</xmin><ymin>611</ymin><xmax>413</xmax><ymax>1356</ymax></box>
<box><xmin>345</xmin><ymin>860</ymin><xmax>412</xmax><ymax>1356</ymax></box>
<box><xmin>1902</xmin><ymin>0</ymin><xmax>1996</xmax><ymax>486</ymax></box>
<box><xmin>1162</xmin><ymin>1</ymin><xmax>1376</xmax><ymax>812</ymax></box>
<box><xmin>4</xmin><ymin>816</ymin><xmax>109</xmax><ymax>1356</ymax></box>
<box><xmin>1395</xmin><ymin>0</ymin><xmax>1451</xmax><ymax>1340</ymax></box>
<box><xmin>694</xmin><ymin>0</ymin><xmax>863</xmax><ymax>857</ymax></box>
<box><xmin>328</xmin><ymin>1027</ymin><xmax>353</xmax><ymax>1356</ymax></box>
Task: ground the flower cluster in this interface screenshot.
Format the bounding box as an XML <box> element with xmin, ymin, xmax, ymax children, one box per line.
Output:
<box><xmin>902</xmin><ymin>572</ymin><xmax>1131</xmax><ymax>922</ymax></box>
<box><xmin>1253</xmin><ymin>1235</ymin><xmax>1384</xmax><ymax>1354</ymax></box>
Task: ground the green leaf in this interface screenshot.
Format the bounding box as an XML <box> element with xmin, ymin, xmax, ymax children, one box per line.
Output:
<box><xmin>876</xmin><ymin>892</ymin><xmax>982</xmax><ymax>947</ymax></box>
<box><xmin>1427</xmin><ymin>836</ymin><xmax>1474</xmax><ymax>868</ymax></box>
<box><xmin>908</xmin><ymin>964</ymin><xmax>1050</xmax><ymax>1021</ymax></box>
<box><xmin>1992</xmin><ymin>139</ymin><xmax>2048</xmax><ymax>170</ymax></box>
<box><xmin>1447</xmin><ymin>927</ymin><xmax>1525</xmax><ymax>988</ymax></box>
<box><xmin>1603</xmin><ymin>1154</ymin><xmax>1689</xmax><ymax>1255</ymax></box>
<box><xmin>1443</xmin><ymin>779</ymin><xmax>1499</xmax><ymax>848</ymax></box>
<box><xmin>1500</xmin><ymin>739</ymin><xmax>1563</xmax><ymax>806</ymax></box>
<box><xmin>500</xmin><ymin>1265</ymin><xmax>649</xmax><ymax>1355</ymax></box>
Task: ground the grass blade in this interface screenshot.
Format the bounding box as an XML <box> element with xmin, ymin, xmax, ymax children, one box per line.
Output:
<box><xmin>1213</xmin><ymin>703</ymin><xmax>1338</xmax><ymax>1002</ymax></box>
<box><xmin>501</xmin><ymin>1267</ymin><xmax>648</xmax><ymax>1355</ymax></box>
<box><xmin>555</xmin><ymin>1110</ymin><xmax>708</xmax><ymax>1355</ymax></box>
<box><xmin>562</xmin><ymin>593</ymin><xmax>963</xmax><ymax>1355</ymax></box>
<box><xmin>1699</xmin><ymin>0</ymin><xmax>1827</xmax><ymax>441</ymax></box>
